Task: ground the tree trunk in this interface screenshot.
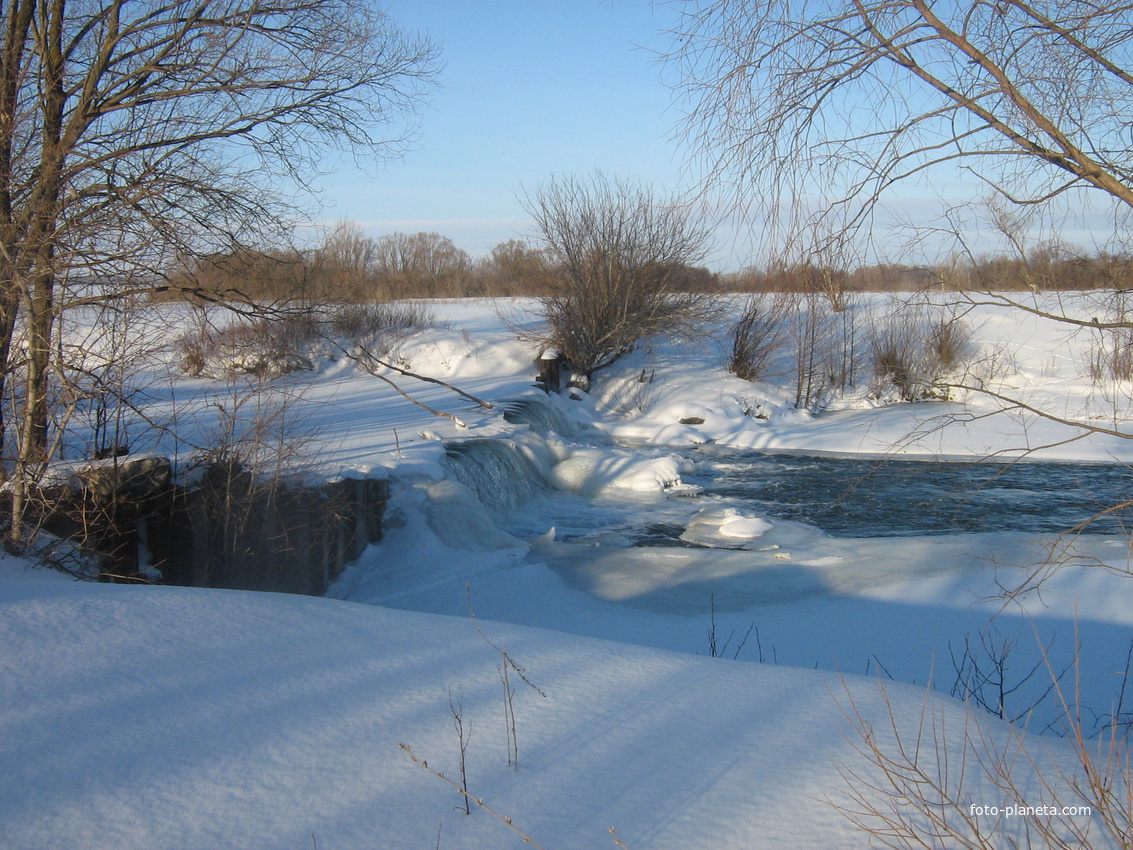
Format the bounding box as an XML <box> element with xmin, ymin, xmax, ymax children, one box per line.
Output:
<box><xmin>8</xmin><ymin>0</ymin><xmax>65</xmax><ymax>544</ymax></box>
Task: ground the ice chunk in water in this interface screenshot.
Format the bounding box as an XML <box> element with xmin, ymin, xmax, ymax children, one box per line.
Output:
<box><xmin>681</xmin><ymin>507</ymin><xmax>775</xmax><ymax>549</ymax></box>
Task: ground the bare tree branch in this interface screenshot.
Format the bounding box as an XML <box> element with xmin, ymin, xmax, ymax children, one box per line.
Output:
<box><xmin>667</xmin><ymin>0</ymin><xmax>1133</xmax><ymax>252</ymax></box>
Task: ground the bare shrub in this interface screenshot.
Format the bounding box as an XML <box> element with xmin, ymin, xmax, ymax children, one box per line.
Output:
<box><xmin>787</xmin><ymin>292</ymin><xmax>862</xmax><ymax>409</ymax></box>
<box><xmin>191</xmin><ymin>381</ymin><xmax>318</xmax><ymax>482</ymax></box>
<box><xmin>1088</xmin><ymin>328</ymin><xmax>1133</xmax><ymax>384</ymax></box>
<box><xmin>1085</xmin><ymin>293</ymin><xmax>1133</xmax><ymax>384</ymax></box>
<box><xmin>929</xmin><ymin>313</ymin><xmax>977</xmax><ymax>372</ymax></box>
<box><xmin>834</xmin><ymin>668</ymin><xmax>1129</xmax><ymax>850</ymax></box>
<box><xmin>828</xmin><ymin>296</ymin><xmax>862</xmax><ymax>392</ymax></box>
<box><xmin>604</xmin><ymin>369</ymin><xmax>658</xmax><ymax>418</ymax></box>
<box><xmin>55</xmin><ymin>299</ymin><xmax>173</xmax><ymax>459</ymax></box>
<box><xmin>466</xmin><ymin>584</ymin><xmax>545</xmax><ymax>771</ymax></box>
<box><xmin>729</xmin><ymin>294</ymin><xmax>791</xmax><ymax>382</ymax></box>
<box><xmin>448</xmin><ymin>690</ymin><xmax>471</xmax><ymax>816</ymax></box>
<box><xmin>176</xmin><ymin>380</ymin><xmax>326</xmax><ymax>591</ymax></box>
<box><xmin>789</xmin><ymin>294</ymin><xmax>830</xmax><ymax>409</ymax></box>
<box><xmin>178</xmin><ymin>301</ymin><xmax>441</xmax><ymax>379</ymax></box>
<box><xmin>870</xmin><ymin>304</ymin><xmax>975</xmax><ymax>402</ymax></box>
<box><xmin>400</xmin><ymin>742</ymin><xmax>549</xmax><ymax>847</ymax></box>
<box><xmin>949</xmin><ymin>624</ymin><xmax>1066</xmax><ymax>726</ymax></box>
<box><xmin>870</xmin><ymin>320</ymin><xmax>923</xmax><ymax>402</ymax></box>
<box><xmin>810</xmin><ymin>265</ymin><xmax>853</xmax><ymax>313</ymax></box>
<box><xmin>521</xmin><ymin>172</ymin><xmax>717</xmax><ymax>385</ymax></box>
<box><xmin>177</xmin><ymin>332</ymin><xmax>209</xmax><ymax>378</ymax></box>
<box><xmin>966</xmin><ymin>344</ymin><xmax>1021</xmax><ymax>386</ymax></box>
<box><xmin>177</xmin><ymin>312</ymin><xmax>322</xmax><ymax>378</ymax></box>
<box><xmin>328</xmin><ymin>301</ymin><xmax>436</xmax><ymax>349</ymax></box>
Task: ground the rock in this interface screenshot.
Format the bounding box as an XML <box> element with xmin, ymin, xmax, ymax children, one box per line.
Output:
<box><xmin>82</xmin><ymin>456</ymin><xmax>172</xmax><ymax>502</ymax></box>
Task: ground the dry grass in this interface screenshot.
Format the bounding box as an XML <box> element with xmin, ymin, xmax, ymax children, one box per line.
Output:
<box><xmin>833</xmin><ymin>647</ymin><xmax>1131</xmax><ymax>849</ymax></box>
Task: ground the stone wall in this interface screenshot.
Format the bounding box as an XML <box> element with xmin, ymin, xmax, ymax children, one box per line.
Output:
<box><xmin>153</xmin><ymin>476</ymin><xmax>389</xmax><ymax>595</ymax></box>
<box><xmin>42</xmin><ymin>457</ymin><xmax>389</xmax><ymax>596</ymax></box>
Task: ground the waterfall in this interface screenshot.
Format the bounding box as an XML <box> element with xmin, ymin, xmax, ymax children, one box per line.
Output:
<box><xmin>443</xmin><ymin>437</ymin><xmax>552</xmax><ymax>513</ymax></box>
<box><xmin>501</xmin><ymin>397</ymin><xmax>579</xmax><ymax>436</ymax></box>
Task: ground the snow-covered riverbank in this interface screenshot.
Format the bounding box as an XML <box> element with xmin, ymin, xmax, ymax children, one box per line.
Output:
<box><xmin>4</xmin><ymin>293</ymin><xmax>1133</xmax><ymax>848</ymax></box>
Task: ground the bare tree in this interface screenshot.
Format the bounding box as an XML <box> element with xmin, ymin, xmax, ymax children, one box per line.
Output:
<box><xmin>0</xmin><ymin>0</ymin><xmax>439</xmax><ymax>544</ymax></box>
<box><xmin>314</xmin><ymin>221</ymin><xmax>376</xmax><ymax>302</ymax></box>
<box><xmin>667</xmin><ymin>0</ymin><xmax>1133</xmax><ymax>250</ymax></box>
<box><xmin>521</xmin><ymin>172</ymin><xmax>717</xmax><ymax>386</ymax></box>
<box><xmin>473</xmin><ymin>239</ymin><xmax>552</xmax><ymax>296</ymax></box>
<box><xmin>371</xmin><ymin>231</ymin><xmax>472</xmax><ymax>298</ymax></box>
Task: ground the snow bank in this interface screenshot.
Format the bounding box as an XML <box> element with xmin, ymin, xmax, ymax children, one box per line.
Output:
<box><xmin>0</xmin><ymin>565</ymin><xmax>1096</xmax><ymax>850</ymax></box>
<box><xmin>8</xmin><ymin>294</ymin><xmax>1133</xmax><ymax>848</ymax></box>
<box><xmin>583</xmin><ymin>293</ymin><xmax>1133</xmax><ymax>463</ymax></box>
<box><xmin>549</xmin><ymin>448</ymin><xmax>685</xmax><ymax>496</ymax></box>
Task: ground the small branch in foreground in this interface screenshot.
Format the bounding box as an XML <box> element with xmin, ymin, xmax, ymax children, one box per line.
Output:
<box><xmin>318</xmin><ymin>330</ymin><xmax>496</xmax><ymax>426</ymax></box>
<box><xmin>341</xmin><ymin>336</ymin><xmax>495</xmax><ymax>407</ymax></box>
<box><xmin>398</xmin><ymin>742</ymin><xmax>545</xmax><ymax>849</ymax></box>
<box><xmin>360</xmin><ymin>366</ymin><xmax>469</xmax><ymax>427</ymax></box>
<box><xmin>465</xmin><ymin>583</ymin><xmax>547</xmax><ymax>770</ymax></box>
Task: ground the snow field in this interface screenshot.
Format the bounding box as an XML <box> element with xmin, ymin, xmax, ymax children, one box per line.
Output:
<box><xmin>0</xmin><ymin>567</ymin><xmax>1095</xmax><ymax>849</ymax></box>
<box><xmin>6</xmin><ymin>292</ymin><xmax>1133</xmax><ymax>847</ymax></box>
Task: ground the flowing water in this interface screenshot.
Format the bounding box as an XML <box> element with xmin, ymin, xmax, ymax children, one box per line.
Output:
<box><xmin>677</xmin><ymin>448</ymin><xmax>1133</xmax><ymax>538</ymax></box>
<box><xmin>446</xmin><ymin>398</ymin><xmax>1133</xmax><ymax>544</ymax></box>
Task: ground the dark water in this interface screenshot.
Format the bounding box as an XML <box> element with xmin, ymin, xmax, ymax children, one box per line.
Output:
<box><xmin>486</xmin><ymin>398</ymin><xmax>1133</xmax><ymax>539</ymax></box>
<box><xmin>681</xmin><ymin>450</ymin><xmax>1133</xmax><ymax>537</ymax></box>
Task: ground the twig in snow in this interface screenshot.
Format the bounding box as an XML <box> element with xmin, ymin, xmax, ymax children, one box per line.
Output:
<box><xmin>398</xmin><ymin>743</ymin><xmax>545</xmax><ymax>849</ymax></box>
<box><xmin>466</xmin><ymin>583</ymin><xmax>546</xmax><ymax>770</ymax></box>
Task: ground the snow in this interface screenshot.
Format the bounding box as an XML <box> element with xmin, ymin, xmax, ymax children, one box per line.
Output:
<box><xmin>548</xmin><ymin>449</ymin><xmax>686</xmax><ymax>496</ymax></box>
<box><xmin>5</xmin><ymin>292</ymin><xmax>1133</xmax><ymax>848</ymax></box>
<box><xmin>0</xmin><ymin>565</ymin><xmax>1094</xmax><ymax>849</ymax></box>
<box><xmin>680</xmin><ymin>507</ymin><xmax>776</xmax><ymax>547</ymax></box>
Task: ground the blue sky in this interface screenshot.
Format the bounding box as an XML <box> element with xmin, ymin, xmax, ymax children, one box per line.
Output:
<box><xmin>312</xmin><ymin>1</ymin><xmax>706</xmax><ymax>264</ymax></box>
<box><xmin>308</xmin><ymin>1</ymin><xmax>1125</xmax><ymax>272</ymax></box>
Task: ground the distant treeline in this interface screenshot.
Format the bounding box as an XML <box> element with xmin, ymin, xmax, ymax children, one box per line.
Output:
<box><xmin>165</xmin><ymin>222</ymin><xmax>721</xmax><ymax>301</ymax></box>
<box><xmin>164</xmin><ymin>222</ymin><xmax>1133</xmax><ymax>301</ymax></box>
<box><xmin>725</xmin><ymin>251</ymin><xmax>1133</xmax><ymax>293</ymax></box>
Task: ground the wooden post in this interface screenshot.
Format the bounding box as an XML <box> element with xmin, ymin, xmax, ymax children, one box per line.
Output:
<box><xmin>537</xmin><ymin>348</ymin><xmax>562</xmax><ymax>392</ymax></box>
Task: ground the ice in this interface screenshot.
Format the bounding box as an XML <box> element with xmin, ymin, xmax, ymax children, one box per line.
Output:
<box><xmin>442</xmin><ymin>437</ymin><xmax>551</xmax><ymax>512</ymax></box>
<box><xmin>416</xmin><ymin>478</ymin><xmax>526</xmax><ymax>551</ymax></box>
<box><xmin>548</xmin><ymin>447</ymin><xmax>684</xmax><ymax>495</ymax></box>
<box><xmin>680</xmin><ymin>506</ymin><xmax>775</xmax><ymax>548</ymax></box>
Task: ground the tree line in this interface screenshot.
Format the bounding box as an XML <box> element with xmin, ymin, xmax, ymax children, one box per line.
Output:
<box><xmin>168</xmin><ymin>222</ymin><xmax>1133</xmax><ymax>304</ymax></box>
<box><xmin>167</xmin><ymin>221</ymin><xmax>720</xmax><ymax>302</ymax></box>
<box><xmin>723</xmin><ymin>253</ymin><xmax>1133</xmax><ymax>295</ymax></box>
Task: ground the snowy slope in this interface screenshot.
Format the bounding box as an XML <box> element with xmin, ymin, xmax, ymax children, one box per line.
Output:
<box><xmin>0</xmin><ymin>562</ymin><xmax>1096</xmax><ymax>850</ymax></box>
<box><xmin>6</xmin><ymin>293</ymin><xmax>1133</xmax><ymax>848</ymax></box>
